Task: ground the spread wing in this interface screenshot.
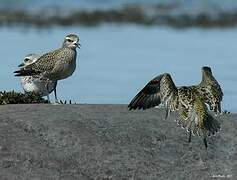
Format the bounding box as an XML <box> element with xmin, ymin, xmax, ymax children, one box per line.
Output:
<box><xmin>14</xmin><ymin>49</ymin><xmax>64</xmax><ymax>77</ymax></box>
<box><xmin>128</xmin><ymin>73</ymin><xmax>178</xmax><ymax>112</ymax></box>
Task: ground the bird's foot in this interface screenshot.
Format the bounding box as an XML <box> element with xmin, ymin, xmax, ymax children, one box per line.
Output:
<box><xmin>52</xmin><ymin>100</ymin><xmax>61</xmax><ymax>105</ymax></box>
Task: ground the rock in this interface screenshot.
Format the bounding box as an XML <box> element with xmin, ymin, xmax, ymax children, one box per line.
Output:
<box><xmin>0</xmin><ymin>104</ymin><xmax>236</xmax><ymax>179</ymax></box>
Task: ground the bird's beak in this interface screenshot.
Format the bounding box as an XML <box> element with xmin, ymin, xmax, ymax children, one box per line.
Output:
<box><xmin>18</xmin><ymin>63</ymin><xmax>25</xmax><ymax>67</ymax></box>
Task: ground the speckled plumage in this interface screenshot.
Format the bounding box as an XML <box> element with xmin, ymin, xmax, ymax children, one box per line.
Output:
<box><xmin>14</xmin><ymin>34</ymin><xmax>80</xmax><ymax>103</ymax></box>
<box><xmin>19</xmin><ymin>54</ymin><xmax>57</xmax><ymax>102</ymax></box>
<box><xmin>128</xmin><ymin>67</ymin><xmax>222</xmax><ymax>148</ymax></box>
<box><xmin>14</xmin><ymin>34</ymin><xmax>80</xmax><ymax>81</ymax></box>
<box><xmin>21</xmin><ymin>76</ymin><xmax>56</xmax><ymax>95</ymax></box>
<box><xmin>196</xmin><ymin>66</ymin><xmax>223</xmax><ymax>114</ymax></box>
<box><xmin>28</xmin><ymin>47</ymin><xmax>77</xmax><ymax>80</ymax></box>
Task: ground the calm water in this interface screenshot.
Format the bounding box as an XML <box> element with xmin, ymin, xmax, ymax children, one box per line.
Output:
<box><xmin>0</xmin><ymin>25</ymin><xmax>236</xmax><ymax>111</ymax></box>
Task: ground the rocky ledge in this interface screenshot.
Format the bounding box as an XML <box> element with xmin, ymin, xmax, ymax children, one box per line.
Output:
<box><xmin>0</xmin><ymin>104</ymin><xmax>236</xmax><ymax>179</ymax></box>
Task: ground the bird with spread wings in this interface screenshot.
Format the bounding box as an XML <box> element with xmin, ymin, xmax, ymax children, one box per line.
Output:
<box><xmin>128</xmin><ymin>66</ymin><xmax>223</xmax><ymax>148</ymax></box>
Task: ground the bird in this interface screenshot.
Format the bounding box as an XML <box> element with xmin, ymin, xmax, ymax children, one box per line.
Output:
<box><xmin>14</xmin><ymin>34</ymin><xmax>80</xmax><ymax>102</ymax></box>
<box><xmin>196</xmin><ymin>66</ymin><xmax>223</xmax><ymax>114</ymax></box>
<box><xmin>128</xmin><ymin>67</ymin><xmax>223</xmax><ymax>148</ymax></box>
<box><xmin>18</xmin><ymin>54</ymin><xmax>58</xmax><ymax>103</ymax></box>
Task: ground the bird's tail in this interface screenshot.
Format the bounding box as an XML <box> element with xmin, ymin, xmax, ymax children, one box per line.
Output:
<box><xmin>203</xmin><ymin>113</ymin><xmax>220</xmax><ymax>136</ymax></box>
<box><xmin>177</xmin><ymin>98</ymin><xmax>220</xmax><ymax>137</ymax></box>
<box><xmin>193</xmin><ymin>98</ymin><xmax>220</xmax><ymax>136</ymax></box>
<box><xmin>14</xmin><ymin>68</ymin><xmax>39</xmax><ymax>77</ymax></box>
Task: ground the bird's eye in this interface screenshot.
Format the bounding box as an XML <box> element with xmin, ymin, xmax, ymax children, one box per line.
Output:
<box><xmin>67</xmin><ymin>39</ymin><xmax>73</xmax><ymax>43</ymax></box>
<box><xmin>24</xmin><ymin>58</ymin><xmax>30</xmax><ymax>62</ymax></box>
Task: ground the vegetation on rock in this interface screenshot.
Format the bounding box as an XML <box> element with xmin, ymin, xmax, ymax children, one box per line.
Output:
<box><xmin>0</xmin><ymin>91</ymin><xmax>48</xmax><ymax>105</ymax></box>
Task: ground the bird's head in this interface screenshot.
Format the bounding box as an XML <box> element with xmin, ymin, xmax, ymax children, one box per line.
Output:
<box><xmin>18</xmin><ymin>54</ymin><xmax>41</xmax><ymax>67</ymax></box>
<box><xmin>63</xmin><ymin>34</ymin><xmax>80</xmax><ymax>50</ymax></box>
<box><xmin>202</xmin><ymin>66</ymin><xmax>213</xmax><ymax>77</ymax></box>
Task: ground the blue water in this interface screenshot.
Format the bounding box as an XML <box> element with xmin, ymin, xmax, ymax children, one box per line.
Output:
<box><xmin>0</xmin><ymin>25</ymin><xmax>236</xmax><ymax>111</ymax></box>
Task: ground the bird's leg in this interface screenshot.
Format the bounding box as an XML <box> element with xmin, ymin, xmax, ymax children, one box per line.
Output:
<box><xmin>203</xmin><ymin>138</ymin><xmax>208</xmax><ymax>149</ymax></box>
<box><xmin>45</xmin><ymin>81</ymin><xmax>51</xmax><ymax>104</ymax></box>
<box><xmin>214</xmin><ymin>105</ymin><xmax>219</xmax><ymax>116</ymax></box>
<box><xmin>188</xmin><ymin>131</ymin><xmax>192</xmax><ymax>143</ymax></box>
<box><xmin>51</xmin><ymin>81</ymin><xmax>60</xmax><ymax>105</ymax></box>
<box><xmin>218</xmin><ymin>103</ymin><xmax>223</xmax><ymax>115</ymax></box>
<box><xmin>165</xmin><ymin>101</ymin><xmax>171</xmax><ymax>119</ymax></box>
<box><xmin>54</xmin><ymin>87</ymin><xmax>59</xmax><ymax>104</ymax></box>
<box><xmin>46</xmin><ymin>94</ymin><xmax>50</xmax><ymax>103</ymax></box>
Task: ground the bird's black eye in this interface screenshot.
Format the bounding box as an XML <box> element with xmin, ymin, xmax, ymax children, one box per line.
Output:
<box><xmin>24</xmin><ymin>58</ymin><xmax>30</xmax><ymax>62</ymax></box>
<box><xmin>67</xmin><ymin>39</ymin><xmax>73</xmax><ymax>43</ymax></box>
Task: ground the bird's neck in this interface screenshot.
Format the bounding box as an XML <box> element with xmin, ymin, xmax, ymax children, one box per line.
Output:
<box><xmin>201</xmin><ymin>72</ymin><xmax>215</xmax><ymax>85</ymax></box>
<box><xmin>62</xmin><ymin>45</ymin><xmax>77</xmax><ymax>51</ymax></box>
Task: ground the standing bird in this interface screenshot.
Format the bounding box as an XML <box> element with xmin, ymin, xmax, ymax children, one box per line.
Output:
<box><xmin>14</xmin><ymin>34</ymin><xmax>80</xmax><ymax>102</ymax></box>
<box><xmin>128</xmin><ymin>67</ymin><xmax>222</xmax><ymax>148</ymax></box>
<box><xmin>18</xmin><ymin>54</ymin><xmax>58</xmax><ymax>103</ymax></box>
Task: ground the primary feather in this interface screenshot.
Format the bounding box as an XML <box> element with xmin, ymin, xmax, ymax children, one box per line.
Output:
<box><xmin>128</xmin><ymin>67</ymin><xmax>222</xmax><ymax>148</ymax></box>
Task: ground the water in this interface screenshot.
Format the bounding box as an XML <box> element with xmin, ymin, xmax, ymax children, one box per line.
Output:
<box><xmin>0</xmin><ymin>25</ymin><xmax>236</xmax><ymax>111</ymax></box>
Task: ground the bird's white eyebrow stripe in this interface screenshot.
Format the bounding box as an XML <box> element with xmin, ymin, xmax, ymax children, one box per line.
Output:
<box><xmin>66</xmin><ymin>36</ymin><xmax>78</xmax><ymax>41</ymax></box>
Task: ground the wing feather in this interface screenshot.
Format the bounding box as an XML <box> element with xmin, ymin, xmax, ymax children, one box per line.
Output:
<box><xmin>128</xmin><ymin>73</ymin><xmax>177</xmax><ymax>111</ymax></box>
<box><xmin>14</xmin><ymin>49</ymin><xmax>64</xmax><ymax>77</ymax></box>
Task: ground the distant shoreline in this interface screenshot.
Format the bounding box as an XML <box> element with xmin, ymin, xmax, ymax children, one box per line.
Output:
<box><xmin>1</xmin><ymin>4</ymin><xmax>237</xmax><ymax>28</ymax></box>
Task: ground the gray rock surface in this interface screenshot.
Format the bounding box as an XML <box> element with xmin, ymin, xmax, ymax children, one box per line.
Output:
<box><xmin>0</xmin><ymin>104</ymin><xmax>236</xmax><ymax>180</ymax></box>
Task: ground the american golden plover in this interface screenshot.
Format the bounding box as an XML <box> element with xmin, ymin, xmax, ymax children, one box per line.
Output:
<box><xmin>18</xmin><ymin>54</ymin><xmax>58</xmax><ymax>103</ymax></box>
<box><xmin>197</xmin><ymin>66</ymin><xmax>223</xmax><ymax>114</ymax></box>
<box><xmin>14</xmin><ymin>34</ymin><xmax>80</xmax><ymax>102</ymax></box>
<box><xmin>128</xmin><ymin>67</ymin><xmax>223</xmax><ymax>149</ymax></box>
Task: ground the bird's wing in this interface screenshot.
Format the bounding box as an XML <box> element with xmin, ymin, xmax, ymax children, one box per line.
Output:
<box><xmin>14</xmin><ymin>49</ymin><xmax>64</xmax><ymax>77</ymax></box>
<box><xmin>128</xmin><ymin>73</ymin><xmax>178</xmax><ymax>112</ymax></box>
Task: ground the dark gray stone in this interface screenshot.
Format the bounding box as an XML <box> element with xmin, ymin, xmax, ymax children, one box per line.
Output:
<box><xmin>0</xmin><ymin>104</ymin><xmax>236</xmax><ymax>180</ymax></box>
